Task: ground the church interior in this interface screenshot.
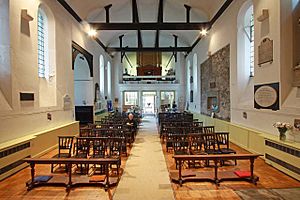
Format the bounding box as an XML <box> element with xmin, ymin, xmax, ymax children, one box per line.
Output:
<box><xmin>0</xmin><ymin>0</ymin><xmax>300</xmax><ymax>199</ymax></box>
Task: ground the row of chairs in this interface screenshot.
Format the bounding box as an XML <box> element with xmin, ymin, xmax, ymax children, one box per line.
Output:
<box><xmin>160</xmin><ymin>124</ymin><xmax>212</xmax><ymax>140</ymax></box>
<box><xmin>51</xmin><ymin>112</ymin><xmax>141</xmax><ymax>174</ymax></box>
<box><xmin>158</xmin><ymin>112</ymin><xmax>193</xmax><ymax>125</ymax></box>
<box><xmin>167</xmin><ymin>132</ymin><xmax>237</xmax><ymax>167</ymax></box>
<box><xmin>51</xmin><ymin>136</ymin><xmax>125</xmax><ymax>174</ymax></box>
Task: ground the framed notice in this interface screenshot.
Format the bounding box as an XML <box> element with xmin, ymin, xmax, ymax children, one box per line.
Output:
<box><xmin>254</xmin><ymin>82</ymin><xmax>279</xmax><ymax>110</ymax></box>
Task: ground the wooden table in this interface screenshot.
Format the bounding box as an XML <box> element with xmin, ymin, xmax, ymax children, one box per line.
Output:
<box><xmin>24</xmin><ymin>157</ymin><xmax>120</xmax><ymax>192</ymax></box>
<box><xmin>171</xmin><ymin>154</ymin><xmax>262</xmax><ymax>186</ymax></box>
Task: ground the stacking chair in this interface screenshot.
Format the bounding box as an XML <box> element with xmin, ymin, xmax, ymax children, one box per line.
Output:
<box><xmin>93</xmin><ymin>128</ymin><xmax>104</xmax><ymax>137</ymax></box>
<box><xmin>79</xmin><ymin>127</ymin><xmax>92</xmax><ymax>137</ymax></box>
<box><xmin>203</xmin><ymin>133</ymin><xmax>221</xmax><ymax>166</ymax></box>
<box><xmin>189</xmin><ymin>134</ymin><xmax>206</xmax><ymax>155</ymax></box>
<box><xmin>203</xmin><ymin>133</ymin><xmax>221</xmax><ymax>154</ymax></box>
<box><xmin>74</xmin><ymin>137</ymin><xmax>90</xmax><ymax>174</ymax></box>
<box><xmin>173</xmin><ymin>135</ymin><xmax>189</xmax><ymax>169</ymax></box>
<box><xmin>108</xmin><ymin>139</ymin><xmax>121</xmax><ymax>175</ymax></box>
<box><xmin>51</xmin><ymin>136</ymin><xmax>74</xmax><ymax>173</ymax></box>
<box><xmin>216</xmin><ymin>132</ymin><xmax>237</xmax><ymax>165</ymax></box>
<box><xmin>189</xmin><ymin>134</ymin><xmax>207</xmax><ymax>167</ymax></box>
<box><xmin>91</xmin><ymin>138</ymin><xmax>107</xmax><ymax>174</ymax></box>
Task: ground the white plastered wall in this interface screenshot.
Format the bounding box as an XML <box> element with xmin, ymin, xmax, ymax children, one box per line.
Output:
<box><xmin>0</xmin><ymin>0</ymin><xmax>111</xmax><ymax>144</ymax></box>
<box><xmin>187</xmin><ymin>0</ymin><xmax>300</xmax><ymax>136</ymax></box>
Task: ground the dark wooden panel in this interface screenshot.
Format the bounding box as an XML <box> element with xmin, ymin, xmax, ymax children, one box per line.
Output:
<box><xmin>90</xmin><ymin>22</ymin><xmax>211</xmax><ymax>30</ymax></box>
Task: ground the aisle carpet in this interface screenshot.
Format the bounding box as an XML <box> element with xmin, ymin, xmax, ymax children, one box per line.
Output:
<box><xmin>113</xmin><ymin>116</ymin><xmax>174</xmax><ymax>200</ymax></box>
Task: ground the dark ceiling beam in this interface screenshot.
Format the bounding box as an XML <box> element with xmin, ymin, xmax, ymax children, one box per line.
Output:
<box><xmin>210</xmin><ymin>0</ymin><xmax>234</xmax><ymax>25</ymax></box>
<box><xmin>90</xmin><ymin>22</ymin><xmax>210</xmax><ymax>30</ymax></box>
<box><xmin>57</xmin><ymin>0</ymin><xmax>82</xmax><ymax>22</ymax></box>
<box><xmin>189</xmin><ymin>0</ymin><xmax>234</xmax><ymax>53</ymax></box>
<box><xmin>104</xmin><ymin>4</ymin><xmax>112</xmax><ymax>23</ymax></box>
<box><xmin>173</xmin><ymin>35</ymin><xmax>178</xmax><ymax>62</ymax></box>
<box><xmin>56</xmin><ymin>0</ymin><xmax>109</xmax><ymax>54</ymax></box>
<box><xmin>155</xmin><ymin>0</ymin><xmax>164</xmax><ymax>48</ymax></box>
<box><xmin>132</xmin><ymin>0</ymin><xmax>143</xmax><ymax>48</ymax></box>
<box><xmin>94</xmin><ymin>38</ymin><xmax>107</xmax><ymax>51</ymax></box>
<box><xmin>107</xmin><ymin>47</ymin><xmax>192</xmax><ymax>52</ymax></box>
<box><xmin>184</xmin><ymin>4</ymin><xmax>191</xmax><ymax>23</ymax></box>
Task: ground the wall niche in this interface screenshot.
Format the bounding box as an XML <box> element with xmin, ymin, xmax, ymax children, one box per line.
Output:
<box><xmin>201</xmin><ymin>44</ymin><xmax>230</xmax><ymax>121</ymax></box>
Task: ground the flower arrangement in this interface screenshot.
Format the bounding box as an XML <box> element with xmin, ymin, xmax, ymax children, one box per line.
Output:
<box><xmin>273</xmin><ymin>122</ymin><xmax>293</xmax><ymax>131</ymax></box>
<box><xmin>273</xmin><ymin>122</ymin><xmax>293</xmax><ymax>141</ymax></box>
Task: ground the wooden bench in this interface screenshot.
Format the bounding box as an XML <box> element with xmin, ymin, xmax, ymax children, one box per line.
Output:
<box><xmin>170</xmin><ymin>154</ymin><xmax>261</xmax><ymax>186</ymax></box>
<box><xmin>24</xmin><ymin>158</ymin><xmax>120</xmax><ymax>192</ymax></box>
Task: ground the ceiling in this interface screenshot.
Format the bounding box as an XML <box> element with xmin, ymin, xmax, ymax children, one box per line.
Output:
<box><xmin>65</xmin><ymin>0</ymin><xmax>227</xmax><ymax>49</ymax></box>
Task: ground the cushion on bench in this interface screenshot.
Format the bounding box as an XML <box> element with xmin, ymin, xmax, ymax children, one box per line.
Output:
<box><xmin>34</xmin><ymin>175</ymin><xmax>53</xmax><ymax>182</ymax></box>
<box><xmin>234</xmin><ymin>171</ymin><xmax>251</xmax><ymax>178</ymax></box>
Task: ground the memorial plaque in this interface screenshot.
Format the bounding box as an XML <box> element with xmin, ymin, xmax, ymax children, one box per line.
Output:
<box><xmin>63</xmin><ymin>94</ymin><xmax>71</xmax><ymax>110</ymax></box>
<box><xmin>254</xmin><ymin>82</ymin><xmax>279</xmax><ymax>110</ymax></box>
<box><xmin>258</xmin><ymin>38</ymin><xmax>273</xmax><ymax>66</ymax></box>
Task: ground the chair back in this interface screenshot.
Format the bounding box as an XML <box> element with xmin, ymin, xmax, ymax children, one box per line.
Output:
<box><xmin>109</xmin><ymin>139</ymin><xmax>122</xmax><ymax>157</ymax></box>
<box><xmin>76</xmin><ymin>138</ymin><xmax>90</xmax><ymax>157</ymax></box>
<box><xmin>203</xmin><ymin>126</ymin><xmax>215</xmax><ymax>134</ymax></box>
<box><xmin>216</xmin><ymin>132</ymin><xmax>230</xmax><ymax>149</ymax></box>
<box><xmin>203</xmin><ymin>133</ymin><xmax>219</xmax><ymax>152</ymax></box>
<box><xmin>92</xmin><ymin>138</ymin><xmax>106</xmax><ymax>158</ymax></box>
<box><xmin>189</xmin><ymin>134</ymin><xmax>205</xmax><ymax>151</ymax></box>
<box><xmin>80</xmin><ymin>127</ymin><xmax>92</xmax><ymax>137</ymax></box>
<box><xmin>58</xmin><ymin>136</ymin><xmax>74</xmax><ymax>157</ymax></box>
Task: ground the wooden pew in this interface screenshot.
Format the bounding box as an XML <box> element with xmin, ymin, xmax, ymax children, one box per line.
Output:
<box><xmin>171</xmin><ymin>154</ymin><xmax>262</xmax><ymax>186</ymax></box>
<box><xmin>24</xmin><ymin>157</ymin><xmax>120</xmax><ymax>192</ymax></box>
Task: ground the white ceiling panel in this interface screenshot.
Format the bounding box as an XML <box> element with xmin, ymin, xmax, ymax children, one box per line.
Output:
<box><xmin>65</xmin><ymin>0</ymin><xmax>228</xmax><ymax>48</ymax></box>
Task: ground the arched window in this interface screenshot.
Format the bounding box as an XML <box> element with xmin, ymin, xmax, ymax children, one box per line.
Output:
<box><xmin>243</xmin><ymin>5</ymin><xmax>254</xmax><ymax>77</ymax></box>
<box><xmin>38</xmin><ymin>4</ymin><xmax>56</xmax><ymax>107</ymax></box>
<box><xmin>99</xmin><ymin>55</ymin><xmax>105</xmax><ymax>99</ymax></box>
<box><xmin>37</xmin><ymin>8</ymin><xmax>48</xmax><ymax>78</ymax></box>
<box><xmin>186</xmin><ymin>60</ymin><xmax>191</xmax><ymax>109</ymax></box>
<box><xmin>107</xmin><ymin>61</ymin><xmax>112</xmax><ymax>99</ymax></box>
<box><xmin>236</xmin><ymin>0</ymin><xmax>254</xmax><ymax>106</ymax></box>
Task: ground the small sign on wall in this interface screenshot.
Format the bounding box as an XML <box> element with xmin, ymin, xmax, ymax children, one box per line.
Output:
<box><xmin>254</xmin><ymin>82</ymin><xmax>279</xmax><ymax>110</ymax></box>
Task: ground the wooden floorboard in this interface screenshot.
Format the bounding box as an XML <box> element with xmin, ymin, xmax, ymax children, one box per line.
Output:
<box><xmin>1</xmin><ymin>129</ymin><xmax>300</xmax><ymax>199</ymax></box>
<box><xmin>162</xmin><ymin>139</ymin><xmax>300</xmax><ymax>200</ymax></box>
<box><xmin>0</xmin><ymin>147</ymin><xmax>131</xmax><ymax>200</ymax></box>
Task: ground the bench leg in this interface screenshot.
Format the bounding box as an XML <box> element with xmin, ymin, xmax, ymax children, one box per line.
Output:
<box><xmin>214</xmin><ymin>160</ymin><xmax>219</xmax><ymax>185</ymax></box>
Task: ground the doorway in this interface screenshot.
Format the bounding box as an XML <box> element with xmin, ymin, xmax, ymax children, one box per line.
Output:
<box><xmin>142</xmin><ymin>91</ymin><xmax>157</xmax><ymax>115</ymax></box>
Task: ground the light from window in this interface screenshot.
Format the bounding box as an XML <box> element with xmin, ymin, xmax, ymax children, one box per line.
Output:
<box><xmin>38</xmin><ymin>10</ymin><xmax>46</xmax><ymax>77</ymax></box>
<box><xmin>250</xmin><ymin>13</ymin><xmax>254</xmax><ymax>77</ymax></box>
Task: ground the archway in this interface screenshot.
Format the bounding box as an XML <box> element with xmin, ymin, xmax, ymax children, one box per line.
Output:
<box><xmin>74</xmin><ymin>53</ymin><xmax>93</xmax><ymax>106</ymax></box>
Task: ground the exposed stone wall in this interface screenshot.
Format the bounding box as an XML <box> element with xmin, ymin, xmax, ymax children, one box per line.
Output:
<box><xmin>201</xmin><ymin>44</ymin><xmax>230</xmax><ymax>121</ymax></box>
